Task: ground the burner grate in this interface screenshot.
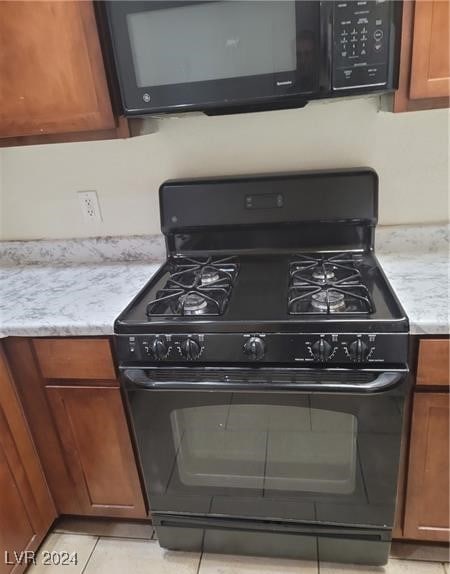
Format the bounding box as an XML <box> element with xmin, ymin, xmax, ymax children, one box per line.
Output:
<box><xmin>288</xmin><ymin>253</ymin><xmax>374</xmax><ymax>315</ymax></box>
<box><xmin>146</xmin><ymin>256</ymin><xmax>239</xmax><ymax>317</ymax></box>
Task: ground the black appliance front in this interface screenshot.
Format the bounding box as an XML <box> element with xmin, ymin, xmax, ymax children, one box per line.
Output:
<box><xmin>123</xmin><ymin>368</ymin><xmax>409</xmax><ymax>565</ymax></box>
<box><xmin>104</xmin><ymin>1</ymin><xmax>399</xmax><ymax>115</ymax></box>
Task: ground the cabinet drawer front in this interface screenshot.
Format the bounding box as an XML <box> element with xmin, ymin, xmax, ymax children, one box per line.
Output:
<box><xmin>417</xmin><ymin>339</ymin><xmax>450</xmax><ymax>388</ymax></box>
<box><xmin>33</xmin><ymin>338</ymin><xmax>116</xmax><ymax>381</ymax></box>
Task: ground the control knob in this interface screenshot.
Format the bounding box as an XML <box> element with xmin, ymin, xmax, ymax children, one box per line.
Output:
<box><xmin>181</xmin><ymin>337</ymin><xmax>202</xmax><ymax>360</ymax></box>
<box><xmin>243</xmin><ymin>337</ymin><xmax>266</xmax><ymax>360</ymax></box>
<box><xmin>311</xmin><ymin>339</ymin><xmax>332</xmax><ymax>362</ymax></box>
<box><xmin>151</xmin><ymin>336</ymin><xmax>169</xmax><ymax>360</ymax></box>
<box><xmin>349</xmin><ymin>339</ymin><xmax>369</xmax><ymax>362</ymax></box>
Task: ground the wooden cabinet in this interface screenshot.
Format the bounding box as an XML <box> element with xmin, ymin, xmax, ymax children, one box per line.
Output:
<box><xmin>0</xmin><ymin>1</ymin><xmax>128</xmax><ymax>144</ymax></box>
<box><xmin>46</xmin><ymin>385</ymin><xmax>146</xmax><ymax>518</ymax></box>
<box><xmin>396</xmin><ymin>337</ymin><xmax>450</xmax><ymax>542</ymax></box>
<box><xmin>395</xmin><ymin>0</ymin><xmax>450</xmax><ymax>112</ymax></box>
<box><xmin>33</xmin><ymin>338</ymin><xmax>117</xmax><ymax>381</ymax></box>
<box><xmin>416</xmin><ymin>339</ymin><xmax>450</xmax><ymax>388</ymax></box>
<box><xmin>4</xmin><ymin>337</ymin><xmax>147</xmax><ymax>520</ymax></box>
<box><xmin>0</xmin><ymin>346</ymin><xmax>56</xmax><ymax>574</ymax></box>
<box><xmin>403</xmin><ymin>393</ymin><xmax>449</xmax><ymax>541</ymax></box>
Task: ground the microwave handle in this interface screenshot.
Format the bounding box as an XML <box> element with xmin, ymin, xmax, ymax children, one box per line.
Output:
<box><xmin>319</xmin><ymin>0</ymin><xmax>333</xmax><ymax>93</ymax></box>
<box><xmin>122</xmin><ymin>369</ymin><xmax>406</xmax><ymax>393</ymax></box>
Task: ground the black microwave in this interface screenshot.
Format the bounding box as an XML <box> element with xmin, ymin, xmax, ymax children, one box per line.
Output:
<box><xmin>104</xmin><ymin>1</ymin><xmax>400</xmax><ymax>116</ymax></box>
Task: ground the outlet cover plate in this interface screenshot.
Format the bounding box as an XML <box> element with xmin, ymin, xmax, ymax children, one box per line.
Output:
<box><xmin>78</xmin><ymin>190</ymin><xmax>102</xmax><ymax>223</ymax></box>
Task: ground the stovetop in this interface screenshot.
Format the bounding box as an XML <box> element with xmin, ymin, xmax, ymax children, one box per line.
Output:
<box><xmin>115</xmin><ymin>250</ymin><xmax>408</xmax><ymax>334</ymax></box>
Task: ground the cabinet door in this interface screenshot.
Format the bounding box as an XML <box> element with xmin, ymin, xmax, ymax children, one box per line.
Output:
<box><xmin>394</xmin><ymin>0</ymin><xmax>450</xmax><ymax>112</ymax></box>
<box><xmin>410</xmin><ymin>0</ymin><xmax>450</xmax><ymax>99</ymax></box>
<box><xmin>404</xmin><ymin>393</ymin><xmax>450</xmax><ymax>541</ymax></box>
<box><xmin>0</xmin><ymin>1</ymin><xmax>115</xmax><ymax>138</ymax></box>
<box><xmin>0</xmin><ymin>347</ymin><xmax>56</xmax><ymax>574</ymax></box>
<box><xmin>0</xmin><ymin>420</ymin><xmax>35</xmax><ymax>574</ymax></box>
<box><xmin>46</xmin><ymin>386</ymin><xmax>147</xmax><ymax>519</ymax></box>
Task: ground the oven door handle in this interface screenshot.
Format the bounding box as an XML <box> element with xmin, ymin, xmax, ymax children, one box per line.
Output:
<box><xmin>121</xmin><ymin>369</ymin><xmax>407</xmax><ymax>393</ymax></box>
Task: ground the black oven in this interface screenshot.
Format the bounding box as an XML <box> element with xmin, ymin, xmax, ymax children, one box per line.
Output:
<box><xmin>114</xmin><ymin>170</ymin><xmax>410</xmax><ymax>565</ymax></box>
<box><xmin>122</xmin><ymin>366</ymin><xmax>409</xmax><ymax>565</ymax></box>
<box><xmin>104</xmin><ymin>1</ymin><xmax>400</xmax><ymax>116</ymax></box>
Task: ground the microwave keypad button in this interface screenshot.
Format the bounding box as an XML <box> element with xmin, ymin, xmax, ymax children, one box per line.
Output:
<box><xmin>373</xmin><ymin>29</ymin><xmax>384</xmax><ymax>41</ymax></box>
<box><xmin>333</xmin><ymin>63</ymin><xmax>387</xmax><ymax>89</ymax></box>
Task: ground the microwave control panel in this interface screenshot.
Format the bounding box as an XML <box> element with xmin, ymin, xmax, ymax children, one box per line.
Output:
<box><xmin>332</xmin><ymin>0</ymin><xmax>392</xmax><ymax>90</ymax></box>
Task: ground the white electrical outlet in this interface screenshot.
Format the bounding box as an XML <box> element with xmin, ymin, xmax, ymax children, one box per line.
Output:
<box><xmin>77</xmin><ymin>191</ymin><xmax>102</xmax><ymax>223</ymax></box>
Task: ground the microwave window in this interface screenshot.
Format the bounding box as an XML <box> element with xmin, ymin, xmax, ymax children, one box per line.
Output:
<box><xmin>126</xmin><ymin>1</ymin><xmax>297</xmax><ymax>88</ymax></box>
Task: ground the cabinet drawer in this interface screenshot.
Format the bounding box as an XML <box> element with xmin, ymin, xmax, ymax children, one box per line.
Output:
<box><xmin>33</xmin><ymin>338</ymin><xmax>116</xmax><ymax>381</ymax></box>
<box><xmin>417</xmin><ymin>339</ymin><xmax>450</xmax><ymax>388</ymax></box>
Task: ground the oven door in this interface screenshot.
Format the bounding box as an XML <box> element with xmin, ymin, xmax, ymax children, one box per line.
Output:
<box><xmin>105</xmin><ymin>1</ymin><xmax>323</xmax><ymax>114</ymax></box>
<box><xmin>123</xmin><ymin>367</ymin><xmax>409</xmax><ymax>530</ymax></box>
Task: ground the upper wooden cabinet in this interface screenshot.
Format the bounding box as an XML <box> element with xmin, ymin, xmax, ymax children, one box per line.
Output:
<box><xmin>0</xmin><ymin>1</ymin><xmax>127</xmax><ymax>143</ymax></box>
<box><xmin>395</xmin><ymin>0</ymin><xmax>450</xmax><ymax>111</ymax></box>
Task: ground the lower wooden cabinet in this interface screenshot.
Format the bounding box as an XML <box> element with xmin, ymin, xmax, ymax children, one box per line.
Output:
<box><xmin>4</xmin><ymin>337</ymin><xmax>147</xmax><ymax>520</ymax></box>
<box><xmin>0</xmin><ymin>347</ymin><xmax>56</xmax><ymax>574</ymax></box>
<box><xmin>46</xmin><ymin>385</ymin><xmax>146</xmax><ymax>518</ymax></box>
<box><xmin>403</xmin><ymin>393</ymin><xmax>450</xmax><ymax>541</ymax></box>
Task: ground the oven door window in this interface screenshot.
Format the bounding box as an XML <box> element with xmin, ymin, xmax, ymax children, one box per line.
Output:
<box><xmin>129</xmin><ymin>387</ymin><xmax>404</xmax><ymax>528</ymax></box>
<box><xmin>171</xmin><ymin>402</ymin><xmax>357</xmax><ymax>495</ymax></box>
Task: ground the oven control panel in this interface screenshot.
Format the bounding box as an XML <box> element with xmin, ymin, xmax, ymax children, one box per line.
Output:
<box><xmin>116</xmin><ymin>332</ymin><xmax>408</xmax><ymax>365</ymax></box>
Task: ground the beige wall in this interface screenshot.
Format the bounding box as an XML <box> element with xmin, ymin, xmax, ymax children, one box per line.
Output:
<box><xmin>1</xmin><ymin>96</ymin><xmax>449</xmax><ymax>240</ymax></box>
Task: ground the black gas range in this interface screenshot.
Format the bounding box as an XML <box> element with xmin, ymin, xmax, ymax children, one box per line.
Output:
<box><xmin>115</xmin><ymin>169</ymin><xmax>409</xmax><ymax>565</ymax></box>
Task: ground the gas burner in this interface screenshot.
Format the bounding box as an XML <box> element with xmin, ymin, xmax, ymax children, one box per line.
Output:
<box><xmin>290</xmin><ymin>253</ymin><xmax>363</xmax><ymax>287</ymax></box>
<box><xmin>180</xmin><ymin>292</ymin><xmax>209</xmax><ymax>315</ymax></box>
<box><xmin>311</xmin><ymin>290</ymin><xmax>345</xmax><ymax>312</ymax></box>
<box><xmin>312</xmin><ymin>268</ymin><xmax>336</xmax><ymax>283</ymax></box>
<box><xmin>146</xmin><ymin>256</ymin><xmax>239</xmax><ymax>317</ymax></box>
<box><xmin>167</xmin><ymin>256</ymin><xmax>238</xmax><ymax>289</ymax></box>
<box><xmin>288</xmin><ymin>285</ymin><xmax>373</xmax><ymax>315</ymax></box>
<box><xmin>200</xmin><ymin>268</ymin><xmax>220</xmax><ymax>286</ymax></box>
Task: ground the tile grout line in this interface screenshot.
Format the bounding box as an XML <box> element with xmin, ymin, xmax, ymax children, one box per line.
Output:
<box><xmin>196</xmin><ymin>551</ymin><xmax>204</xmax><ymax>574</ymax></box>
<box><xmin>53</xmin><ymin>530</ymin><xmax>103</xmax><ymax>539</ymax></box>
<box><xmin>80</xmin><ymin>536</ymin><xmax>100</xmax><ymax>574</ymax></box>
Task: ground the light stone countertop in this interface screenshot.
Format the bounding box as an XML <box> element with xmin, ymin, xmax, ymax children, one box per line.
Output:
<box><xmin>376</xmin><ymin>223</ymin><xmax>449</xmax><ymax>335</ymax></box>
<box><xmin>0</xmin><ymin>224</ymin><xmax>448</xmax><ymax>337</ymax></box>
<box><xmin>0</xmin><ymin>262</ymin><xmax>161</xmax><ymax>337</ymax></box>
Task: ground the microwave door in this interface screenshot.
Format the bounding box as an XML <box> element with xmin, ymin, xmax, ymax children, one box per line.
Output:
<box><xmin>106</xmin><ymin>1</ymin><xmax>322</xmax><ymax>114</ymax></box>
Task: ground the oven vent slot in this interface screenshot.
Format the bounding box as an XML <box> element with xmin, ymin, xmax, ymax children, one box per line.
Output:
<box><xmin>137</xmin><ymin>368</ymin><xmax>375</xmax><ymax>385</ymax></box>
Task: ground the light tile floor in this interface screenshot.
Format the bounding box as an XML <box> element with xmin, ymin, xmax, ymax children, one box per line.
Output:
<box><xmin>26</xmin><ymin>528</ymin><xmax>450</xmax><ymax>574</ymax></box>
